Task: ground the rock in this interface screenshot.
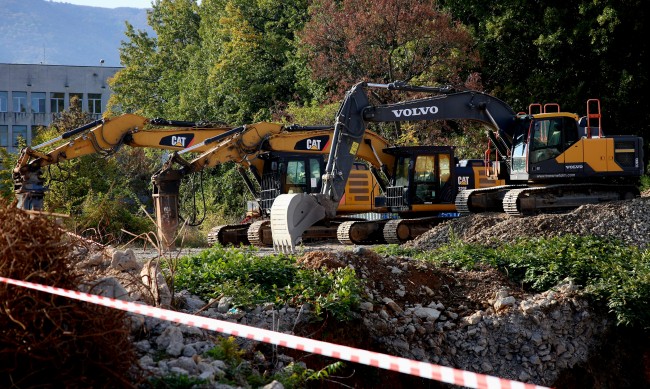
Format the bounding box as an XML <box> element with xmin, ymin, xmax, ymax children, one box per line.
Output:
<box><xmin>217</xmin><ymin>296</ymin><xmax>234</xmax><ymax>313</ymax></box>
<box><xmin>83</xmin><ymin>277</ymin><xmax>131</xmax><ymax>301</ymax></box>
<box><xmin>413</xmin><ymin>307</ymin><xmax>441</xmax><ymax>321</ymax></box>
<box><xmin>140</xmin><ymin>259</ymin><xmax>172</xmax><ymax>308</ymax></box>
<box><xmin>261</xmin><ymin>380</ymin><xmax>285</xmax><ymax>389</ymax></box>
<box><xmin>111</xmin><ymin>249</ymin><xmax>140</xmax><ymax>271</ymax></box>
<box><xmin>494</xmin><ymin>296</ymin><xmax>516</xmax><ymax>311</ymax></box>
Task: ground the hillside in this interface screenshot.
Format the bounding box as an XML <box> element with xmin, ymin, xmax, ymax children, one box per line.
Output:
<box><xmin>0</xmin><ymin>0</ymin><xmax>151</xmax><ymax>66</ymax></box>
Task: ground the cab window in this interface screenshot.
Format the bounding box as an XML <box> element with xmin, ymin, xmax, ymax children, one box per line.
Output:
<box><xmin>530</xmin><ymin>118</ymin><xmax>562</xmax><ymax>163</ymax></box>
<box><xmin>286</xmin><ymin>160</ymin><xmax>306</xmax><ymax>185</ymax></box>
<box><xmin>395</xmin><ymin>156</ymin><xmax>411</xmax><ymax>187</ymax></box>
<box><xmin>414</xmin><ymin>155</ymin><xmax>436</xmax><ymax>182</ymax></box>
<box><xmin>309</xmin><ymin>158</ymin><xmax>321</xmax><ymax>189</ymax></box>
<box><xmin>439</xmin><ymin>154</ymin><xmax>450</xmax><ymax>187</ymax></box>
<box><xmin>414</xmin><ymin>155</ymin><xmax>436</xmax><ymax>204</ymax></box>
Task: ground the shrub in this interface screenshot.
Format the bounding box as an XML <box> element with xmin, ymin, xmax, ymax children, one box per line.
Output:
<box><xmin>373</xmin><ymin>234</ymin><xmax>650</xmax><ymax>328</ymax></box>
<box><xmin>172</xmin><ymin>245</ymin><xmax>363</xmax><ymax>320</ymax></box>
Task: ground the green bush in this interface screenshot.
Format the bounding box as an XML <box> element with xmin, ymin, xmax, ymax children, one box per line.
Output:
<box><xmin>172</xmin><ymin>245</ymin><xmax>363</xmax><ymax>320</ymax></box>
<box><xmin>202</xmin><ymin>336</ymin><xmax>346</xmax><ymax>389</ymax></box>
<box><xmin>640</xmin><ymin>167</ymin><xmax>650</xmax><ymax>193</ymax></box>
<box><xmin>72</xmin><ymin>188</ymin><xmax>155</xmax><ymax>244</ymax></box>
<box><xmin>0</xmin><ymin>147</ymin><xmax>18</xmax><ymax>201</ymax></box>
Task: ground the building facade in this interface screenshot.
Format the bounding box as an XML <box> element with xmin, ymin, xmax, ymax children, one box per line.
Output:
<box><xmin>0</xmin><ymin>63</ymin><xmax>121</xmax><ymax>152</ymax></box>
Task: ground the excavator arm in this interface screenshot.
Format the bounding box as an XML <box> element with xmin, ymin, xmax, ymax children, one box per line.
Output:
<box><xmin>13</xmin><ymin>113</ymin><xmax>233</xmax><ymax>210</ymax></box>
<box><xmin>270</xmin><ymin>81</ymin><xmax>518</xmax><ymax>252</ymax></box>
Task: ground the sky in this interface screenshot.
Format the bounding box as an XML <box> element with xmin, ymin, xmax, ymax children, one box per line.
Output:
<box><xmin>49</xmin><ymin>0</ymin><xmax>153</xmax><ymax>8</ymax></box>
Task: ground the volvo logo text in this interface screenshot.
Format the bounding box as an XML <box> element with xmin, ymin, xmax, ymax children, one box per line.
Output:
<box><xmin>391</xmin><ymin>106</ymin><xmax>439</xmax><ymax>118</ymax></box>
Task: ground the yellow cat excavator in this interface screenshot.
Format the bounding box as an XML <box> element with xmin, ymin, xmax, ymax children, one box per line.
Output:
<box><xmin>270</xmin><ymin>81</ymin><xmax>644</xmax><ymax>252</ymax></box>
<box><xmin>13</xmin><ymin>113</ymin><xmax>232</xmax><ymax>211</ymax></box>
<box><xmin>149</xmin><ymin>121</ymin><xmax>394</xmax><ymax>248</ymax></box>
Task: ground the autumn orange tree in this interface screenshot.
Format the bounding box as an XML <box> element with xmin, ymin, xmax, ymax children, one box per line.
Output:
<box><xmin>299</xmin><ymin>0</ymin><xmax>481</xmax><ymax>100</ymax></box>
<box><xmin>297</xmin><ymin>0</ymin><xmax>487</xmax><ymax>147</ymax></box>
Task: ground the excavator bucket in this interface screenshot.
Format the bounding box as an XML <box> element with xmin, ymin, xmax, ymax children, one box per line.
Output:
<box><xmin>270</xmin><ymin>193</ymin><xmax>325</xmax><ymax>253</ymax></box>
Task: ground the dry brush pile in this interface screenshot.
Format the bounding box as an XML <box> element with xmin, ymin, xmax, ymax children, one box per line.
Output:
<box><xmin>0</xmin><ymin>201</ymin><xmax>144</xmax><ymax>388</ymax></box>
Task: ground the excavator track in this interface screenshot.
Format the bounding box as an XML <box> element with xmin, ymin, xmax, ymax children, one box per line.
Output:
<box><xmin>383</xmin><ymin>216</ymin><xmax>452</xmax><ymax>244</ymax></box>
<box><xmin>247</xmin><ymin>219</ymin><xmax>272</xmax><ymax>247</ymax></box>
<box><xmin>336</xmin><ymin>221</ymin><xmax>356</xmax><ymax>245</ymax></box>
<box><xmin>501</xmin><ymin>183</ymin><xmax>640</xmax><ymax>216</ymax></box>
<box><xmin>455</xmin><ymin>185</ymin><xmax>517</xmax><ymax>215</ymax></box>
<box><xmin>336</xmin><ymin>220</ymin><xmax>387</xmax><ymax>245</ymax></box>
<box><xmin>207</xmin><ymin>224</ymin><xmax>251</xmax><ymax>246</ymax></box>
<box><xmin>502</xmin><ymin>187</ymin><xmax>531</xmax><ymax>216</ymax></box>
<box><xmin>383</xmin><ymin>219</ymin><xmax>406</xmax><ymax>244</ymax></box>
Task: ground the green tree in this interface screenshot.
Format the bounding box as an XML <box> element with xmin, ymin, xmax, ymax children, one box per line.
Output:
<box><xmin>441</xmin><ymin>0</ymin><xmax>650</xmax><ymax>148</ymax></box>
<box><xmin>108</xmin><ymin>0</ymin><xmax>201</xmax><ymax>119</ymax></box>
<box><xmin>34</xmin><ymin>98</ymin><xmax>155</xmax><ymax>243</ymax></box>
<box><xmin>183</xmin><ymin>0</ymin><xmax>312</xmax><ymax>124</ymax></box>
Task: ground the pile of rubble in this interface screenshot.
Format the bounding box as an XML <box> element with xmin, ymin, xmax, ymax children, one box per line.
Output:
<box><xmin>80</xmin><ymin>243</ymin><xmax>633</xmax><ymax>387</ymax></box>
<box><xmin>407</xmin><ymin>196</ymin><xmax>650</xmax><ymax>251</ymax></box>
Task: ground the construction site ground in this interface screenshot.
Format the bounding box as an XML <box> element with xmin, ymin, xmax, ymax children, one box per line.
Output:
<box><xmin>4</xmin><ymin>191</ymin><xmax>649</xmax><ymax>388</ymax></box>
<box><xmin>119</xmin><ymin>191</ymin><xmax>650</xmax><ymax>388</ymax></box>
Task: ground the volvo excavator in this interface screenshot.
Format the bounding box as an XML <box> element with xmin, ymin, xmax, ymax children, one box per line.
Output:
<box><xmin>13</xmin><ymin>113</ymin><xmax>233</xmax><ymax>211</ymax></box>
<box><xmin>270</xmin><ymin>81</ymin><xmax>644</xmax><ymax>252</ymax></box>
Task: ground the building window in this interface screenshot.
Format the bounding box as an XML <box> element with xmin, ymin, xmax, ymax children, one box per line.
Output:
<box><xmin>88</xmin><ymin>93</ymin><xmax>102</xmax><ymax>114</ymax></box>
<box><xmin>0</xmin><ymin>91</ymin><xmax>7</xmax><ymax>112</ymax></box>
<box><xmin>13</xmin><ymin>91</ymin><xmax>27</xmax><ymax>113</ymax></box>
<box><xmin>69</xmin><ymin>93</ymin><xmax>83</xmax><ymax>109</ymax></box>
<box><xmin>31</xmin><ymin>92</ymin><xmax>46</xmax><ymax>113</ymax></box>
<box><xmin>51</xmin><ymin>92</ymin><xmax>65</xmax><ymax>113</ymax></box>
<box><xmin>12</xmin><ymin>125</ymin><xmax>28</xmax><ymax>147</ymax></box>
<box><xmin>0</xmin><ymin>125</ymin><xmax>8</xmax><ymax>148</ymax></box>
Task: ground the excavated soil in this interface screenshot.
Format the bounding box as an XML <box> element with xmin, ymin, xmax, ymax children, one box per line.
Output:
<box><xmin>121</xmin><ymin>194</ymin><xmax>649</xmax><ymax>388</ymax></box>
<box><xmin>287</xmin><ymin>195</ymin><xmax>650</xmax><ymax>388</ymax></box>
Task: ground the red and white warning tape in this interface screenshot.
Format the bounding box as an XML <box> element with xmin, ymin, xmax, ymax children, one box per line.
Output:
<box><xmin>0</xmin><ymin>276</ymin><xmax>551</xmax><ymax>389</ymax></box>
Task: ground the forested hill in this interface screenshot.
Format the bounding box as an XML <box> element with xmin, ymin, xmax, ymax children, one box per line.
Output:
<box><xmin>0</xmin><ymin>0</ymin><xmax>150</xmax><ymax>67</ymax></box>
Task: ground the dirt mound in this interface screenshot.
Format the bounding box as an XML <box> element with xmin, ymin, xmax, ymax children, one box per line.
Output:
<box><xmin>407</xmin><ymin>197</ymin><xmax>650</xmax><ymax>250</ymax></box>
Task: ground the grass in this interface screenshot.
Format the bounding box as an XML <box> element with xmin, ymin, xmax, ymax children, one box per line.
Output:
<box><xmin>170</xmin><ymin>244</ymin><xmax>364</xmax><ymax>321</ymax></box>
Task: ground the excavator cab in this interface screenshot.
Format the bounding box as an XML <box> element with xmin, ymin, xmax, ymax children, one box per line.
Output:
<box><xmin>382</xmin><ymin>146</ymin><xmax>457</xmax><ymax>216</ymax></box>
<box><xmin>257</xmin><ymin>152</ymin><xmax>324</xmax><ymax>216</ymax></box>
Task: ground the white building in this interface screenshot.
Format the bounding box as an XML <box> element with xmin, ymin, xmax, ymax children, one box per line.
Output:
<box><xmin>0</xmin><ymin>63</ymin><xmax>121</xmax><ymax>152</ymax></box>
